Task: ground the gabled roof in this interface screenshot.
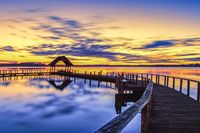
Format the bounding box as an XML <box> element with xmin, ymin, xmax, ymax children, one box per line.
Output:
<box><xmin>49</xmin><ymin>56</ymin><xmax>73</xmax><ymax>66</ymax></box>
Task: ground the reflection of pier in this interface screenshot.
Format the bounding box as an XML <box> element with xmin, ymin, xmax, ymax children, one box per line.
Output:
<box><xmin>47</xmin><ymin>77</ymin><xmax>72</xmax><ymax>91</ymax></box>
<box><xmin>115</xmin><ymin>92</ymin><xmax>143</xmax><ymax>114</ymax></box>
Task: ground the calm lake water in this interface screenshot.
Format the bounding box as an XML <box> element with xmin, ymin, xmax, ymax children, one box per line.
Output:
<box><xmin>71</xmin><ymin>67</ymin><xmax>200</xmax><ymax>81</ymax></box>
<box><xmin>0</xmin><ymin>75</ymin><xmax>122</xmax><ymax>133</ymax></box>
<box><xmin>0</xmin><ymin>67</ymin><xmax>199</xmax><ymax>133</ymax></box>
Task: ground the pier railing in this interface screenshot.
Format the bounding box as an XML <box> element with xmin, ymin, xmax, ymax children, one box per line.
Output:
<box><xmin>136</xmin><ymin>73</ymin><xmax>200</xmax><ymax>102</ymax></box>
<box><xmin>0</xmin><ymin>69</ymin><xmax>199</xmax><ymax>103</ymax></box>
<box><xmin>95</xmin><ymin>77</ymin><xmax>153</xmax><ymax>133</ymax></box>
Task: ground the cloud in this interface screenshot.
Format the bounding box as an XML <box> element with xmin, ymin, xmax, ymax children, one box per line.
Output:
<box><xmin>182</xmin><ymin>57</ymin><xmax>200</xmax><ymax>61</ymax></box>
<box><xmin>48</xmin><ymin>16</ymin><xmax>62</xmax><ymax>21</ymax></box>
<box><xmin>0</xmin><ymin>82</ymin><xmax>11</xmax><ymax>86</ymax></box>
<box><xmin>48</xmin><ymin>16</ymin><xmax>82</xmax><ymax>29</ymax></box>
<box><xmin>144</xmin><ymin>40</ymin><xmax>174</xmax><ymax>49</ymax></box>
<box><xmin>27</xmin><ymin>14</ymin><xmax>200</xmax><ymax>64</ymax></box>
<box><xmin>33</xmin><ymin>16</ymin><xmax>111</xmax><ymax>43</ymax></box>
<box><xmin>24</xmin><ymin>8</ymin><xmax>49</xmax><ymax>13</ymax></box>
<box><xmin>29</xmin><ymin>42</ymin><xmax>154</xmax><ymax>63</ymax></box>
<box><xmin>64</xmin><ymin>20</ymin><xmax>81</xmax><ymax>29</ymax></box>
<box><xmin>30</xmin><ymin>43</ymin><xmax>118</xmax><ymax>60</ymax></box>
<box><xmin>1</xmin><ymin>46</ymin><xmax>15</xmax><ymax>52</ymax></box>
<box><xmin>41</xmin><ymin>36</ymin><xmax>61</xmax><ymax>40</ymax></box>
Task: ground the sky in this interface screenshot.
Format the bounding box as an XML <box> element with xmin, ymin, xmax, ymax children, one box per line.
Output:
<box><xmin>0</xmin><ymin>0</ymin><xmax>200</xmax><ymax>65</ymax></box>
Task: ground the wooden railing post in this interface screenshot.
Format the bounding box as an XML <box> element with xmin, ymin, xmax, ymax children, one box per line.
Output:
<box><xmin>197</xmin><ymin>82</ymin><xmax>200</xmax><ymax>102</ymax></box>
<box><xmin>141</xmin><ymin>105</ymin><xmax>148</xmax><ymax>133</ymax></box>
<box><xmin>164</xmin><ymin>76</ymin><xmax>166</xmax><ymax>86</ymax></box>
<box><xmin>166</xmin><ymin>77</ymin><xmax>169</xmax><ymax>87</ymax></box>
<box><xmin>172</xmin><ymin>77</ymin><xmax>175</xmax><ymax>89</ymax></box>
<box><xmin>187</xmin><ymin>80</ymin><xmax>190</xmax><ymax>96</ymax></box>
<box><xmin>136</xmin><ymin>74</ymin><xmax>138</xmax><ymax>84</ymax></box>
<box><xmin>142</xmin><ymin>77</ymin><xmax>144</xmax><ymax>88</ymax></box>
<box><xmin>90</xmin><ymin>72</ymin><xmax>92</xmax><ymax>77</ymax></box>
<box><xmin>141</xmin><ymin>97</ymin><xmax>151</xmax><ymax>133</ymax></box>
<box><xmin>132</xmin><ymin>74</ymin><xmax>135</xmax><ymax>83</ymax></box>
<box><xmin>180</xmin><ymin>79</ymin><xmax>183</xmax><ymax>93</ymax></box>
<box><xmin>155</xmin><ymin>75</ymin><xmax>157</xmax><ymax>84</ymax></box>
<box><xmin>144</xmin><ymin>78</ymin><xmax>147</xmax><ymax>86</ymax></box>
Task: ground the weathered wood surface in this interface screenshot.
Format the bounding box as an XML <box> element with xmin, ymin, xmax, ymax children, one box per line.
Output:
<box><xmin>149</xmin><ymin>84</ymin><xmax>200</xmax><ymax>133</ymax></box>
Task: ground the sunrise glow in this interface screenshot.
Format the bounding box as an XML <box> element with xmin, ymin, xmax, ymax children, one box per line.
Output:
<box><xmin>0</xmin><ymin>0</ymin><xmax>199</xmax><ymax>65</ymax></box>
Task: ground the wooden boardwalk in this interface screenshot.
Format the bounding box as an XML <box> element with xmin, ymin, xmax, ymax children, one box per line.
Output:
<box><xmin>149</xmin><ymin>84</ymin><xmax>200</xmax><ymax>133</ymax></box>
<box><xmin>0</xmin><ymin>69</ymin><xmax>200</xmax><ymax>133</ymax></box>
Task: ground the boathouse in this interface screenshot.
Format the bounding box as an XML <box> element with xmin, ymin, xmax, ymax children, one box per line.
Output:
<box><xmin>49</xmin><ymin>56</ymin><xmax>73</xmax><ymax>67</ymax></box>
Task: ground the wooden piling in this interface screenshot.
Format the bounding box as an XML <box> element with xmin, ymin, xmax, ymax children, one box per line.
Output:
<box><xmin>197</xmin><ymin>82</ymin><xmax>200</xmax><ymax>102</ymax></box>
<box><xmin>180</xmin><ymin>79</ymin><xmax>183</xmax><ymax>92</ymax></box>
<box><xmin>172</xmin><ymin>77</ymin><xmax>175</xmax><ymax>89</ymax></box>
<box><xmin>187</xmin><ymin>80</ymin><xmax>190</xmax><ymax>96</ymax></box>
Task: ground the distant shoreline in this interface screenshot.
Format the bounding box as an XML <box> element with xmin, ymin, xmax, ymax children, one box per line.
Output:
<box><xmin>73</xmin><ymin>65</ymin><xmax>200</xmax><ymax>67</ymax></box>
<box><xmin>0</xmin><ymin>64</ymin><xmax>199</xmax><ymax>67</ymax></box>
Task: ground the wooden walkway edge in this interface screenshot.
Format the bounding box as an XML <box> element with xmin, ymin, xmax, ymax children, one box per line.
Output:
<box><xmin>149</xmin><ymin>84</ymin><xmax>200</xmax><ymax>133</ymax></box>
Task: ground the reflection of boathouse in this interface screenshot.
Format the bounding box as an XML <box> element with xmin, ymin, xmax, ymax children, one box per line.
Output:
<box><xmin>47</xmin><ymin>78</ymin><xmax>72</xmax><ymax>91</ymax></box>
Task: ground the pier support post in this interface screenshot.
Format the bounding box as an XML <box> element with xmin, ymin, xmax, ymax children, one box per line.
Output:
<box><xmin>180</xmin><ymin>79</ymin><xmax>183</xmax><ymax>93</ymax></box>
<box><xmin>197</xmin><ymin>82</ymin><xmax>200</xmax><ymax>102</ymax></box>
<box><xmin>136</xmin><ymin>74</ymin><xmax>138</xmax><ymax>84</ymax></box>
<box><xmin>187</xmin><ymin>80</ymin><xmax>190</xmax><ymax>96</ymax></box>
<box><xmin>156</xmin><ymin>75</ymin><xmax>158</xmax><ymax>84</ymax></box>
<box><xmin>142</xmin><ymin>77</ymin><xmax>144</xmax><ymax>88</ymax></box>
<box><xmin>132</xmin><ymin>74</ymin><xmax>135</xmax><ymax>83</ymax></box>
<box><xmin>141</xmin><ymin>97</ymin><xmax>151</xmax><ymax>133</ymax></box>
<box><xmin>166</xmin><ymin>77</ymin><xmax>169</xmax><ymax>87</ymax></box>
<box><xmin>172</xmin><ymin>77</ymin><xmax>175</xmax><ymax>89</ymax></box>
<box><xmin>164</xmin><ymin>76</ymin><xmax>167</xmax><ymax>86</ymax></box>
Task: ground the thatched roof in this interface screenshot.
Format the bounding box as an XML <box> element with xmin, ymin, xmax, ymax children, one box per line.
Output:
<box><xmin>49</xmin><ymin>56</ymin><xmax>73</xmax><ymax>66</ymax></box>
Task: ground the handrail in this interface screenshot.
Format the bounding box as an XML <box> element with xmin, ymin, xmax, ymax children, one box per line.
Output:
<box><xmin>136</xmin><ymin>73</ymin><xmax>200</xmax><ymax>102</ymax></box>
<box><xmin>137</xmin><ymin>73</ymin><xmax>199</xmax><ymax>83</ymax></box>
<box><xmin>95</xmin><ymin>78</ymin><xmax>153</xmax><ymax>133</ymax></box>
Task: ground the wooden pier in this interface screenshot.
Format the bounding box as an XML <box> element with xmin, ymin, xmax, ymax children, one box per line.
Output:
<box><xmin>94</xmin><ymin>73</ymin><xmax>200</xmax><ymax>133</ymax></box>
<box><xmin>0</xmin><ymin>69</ymin><xmax>199</xmax><ymax>133</ymax></box>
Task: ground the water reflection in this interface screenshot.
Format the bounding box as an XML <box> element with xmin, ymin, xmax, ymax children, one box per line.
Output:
<box><xmin>47</xmin><ymin>78</ymin><xmax>72</xmax><ymax>91</ymax></box>
<box><xmin>0</xmin><ymin>75</ymin><xmax>137</xmax><ymax>133</ymax></box>
<box><xmin>115</xmin><ymin>93</ymin><xmax>142</xmax><ymax>114</ymax></box>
